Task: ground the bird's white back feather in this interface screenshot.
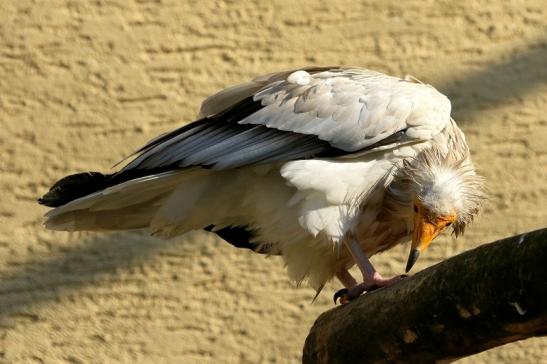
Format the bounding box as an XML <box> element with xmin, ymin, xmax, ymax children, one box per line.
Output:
<box><xmin>239</xmin><ymin>69</ymin><xmax>451</xmax><ymax>151</ymax></box>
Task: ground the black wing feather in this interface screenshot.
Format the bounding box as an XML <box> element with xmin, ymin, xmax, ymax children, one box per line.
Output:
<box><xmin>40</xmin><ymin>95</ymin><xmax>408</xmax><ymax>207</ymax></box>
<box><xmin>204</xmin><ymin>225</ymin><xmax>278</xmax><ymax>255</ymax></box>
<box><xmin>121</xmin><ymin>96</ymin><xmax>345</xmax><ymax>172</ymax></box>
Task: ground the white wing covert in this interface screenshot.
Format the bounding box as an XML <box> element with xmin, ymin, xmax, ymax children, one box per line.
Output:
<box><xmin>242</xmin><ymin>69</ymin><xmax>451</xmax><ymax>151</ymax></box>
<box><xmin>119</xmin><ymin>68</ymin><xmax>451</xmax><ymax>173</ymax></box>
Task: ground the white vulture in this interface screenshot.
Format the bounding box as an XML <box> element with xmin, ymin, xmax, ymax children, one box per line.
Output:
<box><xmin>39</xmin><ymin>67</ymin><xmax>486</xmax><ymax>303</ymax></box>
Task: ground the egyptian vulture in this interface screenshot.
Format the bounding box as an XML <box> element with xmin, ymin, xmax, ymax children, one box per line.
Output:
<box><xmin>39</xmin><ymin>67</ymin><xmax>486</xmax><ymax>303</ymax></box>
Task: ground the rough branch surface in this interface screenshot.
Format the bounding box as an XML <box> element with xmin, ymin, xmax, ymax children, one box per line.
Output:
<box><xmin>303</xmin><ymin>228</ymin><xmax>547</xmax><ymax>364</ymax></box>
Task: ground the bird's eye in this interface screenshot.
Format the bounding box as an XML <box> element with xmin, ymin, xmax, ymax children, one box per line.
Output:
<box><xmin>413</xmin><ymin>204</ymin><xmax>418</xmax><ymax>213</ymax></box>
<box><xmin>446</xmin><ymin>222</ymin><xmax>452</xmax><ymax>227</ymax></box>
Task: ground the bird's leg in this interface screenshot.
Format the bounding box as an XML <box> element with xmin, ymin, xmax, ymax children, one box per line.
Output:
<box><xmin>335</xmin><ymin>269</ymin><xmax>357</xmax><ymax>288</ymax></box>
<box><xmin>333</xmin><ymin>238</ymin><xmax>406</xmax><ymax>304</ymax></box>
<box><xmin>334</xmin><ymin>269</ymin><xmax>360</xmax><ymax>304</ymax></box>
<box><xmin>347</xmin><ymin>238</ymin><xmax>404</xmax><ymax>289</ymax></box>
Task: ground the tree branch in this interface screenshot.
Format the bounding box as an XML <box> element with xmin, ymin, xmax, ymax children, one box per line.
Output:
<box><xmin>303</xmin><ymin>228</ymin><xmax>547</xmax><ymax>364</ymax></box>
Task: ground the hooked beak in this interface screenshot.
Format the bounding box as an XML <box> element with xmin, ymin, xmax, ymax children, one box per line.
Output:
<box><xmin>406</xmin><ymin>205</ymin><xmax>456</xmax><ymax>273</ymax></box>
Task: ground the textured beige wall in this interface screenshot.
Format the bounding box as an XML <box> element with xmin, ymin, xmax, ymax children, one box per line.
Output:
<box><xmin>1</xmin><ymin>0</ymin><xmax>546</xmax><ymax>363</ymax></box>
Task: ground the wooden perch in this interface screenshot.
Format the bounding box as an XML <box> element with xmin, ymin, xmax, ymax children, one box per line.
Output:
<box><xmin>303</xmin><ymin>228</ymin><xmax>547</xmax><ymax>364</ymax></box>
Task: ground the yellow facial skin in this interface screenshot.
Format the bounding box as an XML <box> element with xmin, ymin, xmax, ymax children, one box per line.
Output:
<box><xmin>406</xmin><ymin>200</ymin><xmax>456</xmax><ymax>272</ymax></box>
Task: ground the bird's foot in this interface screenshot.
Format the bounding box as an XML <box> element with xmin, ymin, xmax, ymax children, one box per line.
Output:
<box><xmin>333</xmin><ymin>285</ymin><xmax>365</xmax><ymax>304</ymax></box>
<box><xmin>333</xmin><ymin>274</ymin><xmax>407</xmax><ymax>304</ymax></box>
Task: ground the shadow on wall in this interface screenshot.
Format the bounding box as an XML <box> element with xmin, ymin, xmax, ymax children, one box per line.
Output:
<box><xmin>0</xmin><ymin>232</ymin><xmax>186</xmax><ymax>323</ymax></box>
<box><xmin>439</xmin><ymin>39</ymin><xmax>547</xmax><ymax>122</ymax></box>
<box><xmin>1</xmin><ymin>38</ymin><xmax>546</xmax><ymax>323</ymax></box>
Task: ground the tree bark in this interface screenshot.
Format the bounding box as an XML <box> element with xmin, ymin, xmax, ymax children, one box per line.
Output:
<box><xmin>303</xmin><ymin>228</ymin><xmax>547</xmax><ymax>364</ymax></box>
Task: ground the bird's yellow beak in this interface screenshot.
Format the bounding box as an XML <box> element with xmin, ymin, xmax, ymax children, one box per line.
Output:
<box><xmin>406</xmin><ymin>202</ymin><xmax>456</xmax><ymax>273</ymax></box>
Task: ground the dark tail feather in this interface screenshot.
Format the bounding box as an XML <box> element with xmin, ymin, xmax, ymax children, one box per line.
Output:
<box><xmin>39</xmin><ymin>166</ymin><xmax>177</xmax><ymax>208</ymax></box>
<box><xmin>38</xmin><ymin>172</ymin><xmax>110</xmax><ymax>207</ymax></box>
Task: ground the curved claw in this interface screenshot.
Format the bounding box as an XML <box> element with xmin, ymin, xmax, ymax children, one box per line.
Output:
<box><xmin>333</xmin><ymin>288</ymin><xmax>350</xmax><ymax>305</ymax></box>
<box><xmin>333</xmin><ymin>275</ymin><xmax>410</xmax><ymax>305</ymax></box>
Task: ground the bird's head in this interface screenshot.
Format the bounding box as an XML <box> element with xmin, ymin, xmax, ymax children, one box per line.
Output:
<box><xmin>394</xmin><ymin>148</ymin><xmax>487</xmax><ymax>272</ymax></box>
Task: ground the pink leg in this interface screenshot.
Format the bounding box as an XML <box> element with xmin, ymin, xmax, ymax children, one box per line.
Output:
<box><xmin>334</xmin><ymin>239</ymin><xmax>406</xmax><ymax>304</ymax></box>
<box><xmin>336</xmin><ymin>269</ymin><xmax>358</xmax><ymax>288</ymax></box>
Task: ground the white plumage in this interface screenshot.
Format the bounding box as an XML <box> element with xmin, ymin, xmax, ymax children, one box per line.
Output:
<box><xmin>40</xmin><ymin>67</ymin><xmax>485</xmax><ymax>298</ymax></box>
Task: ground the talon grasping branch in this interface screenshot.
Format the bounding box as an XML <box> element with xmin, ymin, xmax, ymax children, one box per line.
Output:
<box><xmin>38</xmin><ymin>67</ymin><xmax>486</xmax><ymax>301</ymax></box>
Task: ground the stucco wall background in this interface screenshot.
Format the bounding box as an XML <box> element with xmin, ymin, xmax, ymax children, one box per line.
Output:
<box><xmin>1</xmin><ymin>0</ymin><xmax>546</xmax><ymax>363</ymax></box>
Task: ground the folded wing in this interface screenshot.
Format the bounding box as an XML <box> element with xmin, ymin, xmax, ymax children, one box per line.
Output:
<box><xmin>119</xmin><ymin>68</ymin><xmax>451</xmax><ymax>173</ymax></box>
